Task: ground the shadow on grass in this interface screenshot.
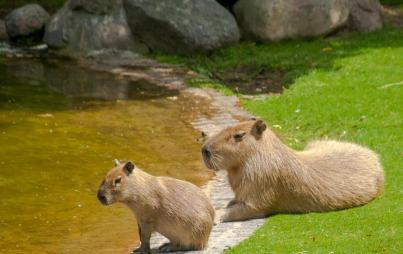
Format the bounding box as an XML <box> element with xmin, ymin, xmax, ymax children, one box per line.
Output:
<box><xmin>156</xmin><ymin>27</ymin><xmax>403</xmax><ymax>95</ymax></box>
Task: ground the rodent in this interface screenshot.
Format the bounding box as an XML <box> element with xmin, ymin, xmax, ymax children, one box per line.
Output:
<box><xmin>97</xmin><ymin>160</ymin><xmax>215</xmax><ymax>253</ymax></box>
<box><xmin>202</xmin><ymin>119</ymin><xmax>384</xmax><ymax>222</ymax></box>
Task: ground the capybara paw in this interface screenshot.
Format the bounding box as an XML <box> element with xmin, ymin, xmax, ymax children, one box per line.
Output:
<box><xmin>214</xmin><ymin>209</ymin><xmax>226</xmax><ymax>224</ymax></box>
<box><xmin>219</xmin><ymin>215</ymin><xmax>232</xmax><ymax>223</ymax></box>
<box><xmin>157</xmin><ymin>242</ymin><xmax>167</xmax><ymax>251</ymax></box>
<box><xmin>158</xmin><ymin>243</ymin><xmax>189</xmax><ymax>252</ymax></box>
<box><xmin>219</xmin><ymin>210</ymin><xmax>234</xmax><ymax>223</ymax></box>
<box><xmin>157</xmin><ymin>243</ymin><xmax>173</xmax><ymax>252</ymax></box>
<box><xmin>133</xmin><ymin>247</ymin><xmax>151</xmax><ymax>254</ymax></box>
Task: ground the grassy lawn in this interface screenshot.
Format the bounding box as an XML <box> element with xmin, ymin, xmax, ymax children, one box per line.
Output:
<box><xmin>1</xmin><ymin>1</ymin><xmax>401</xmax><ymax>252</ymax></box>
<box><xmin>157</xmin><ymin>27</ymin><xmax>403</xmax><ymax>253</ymax></box>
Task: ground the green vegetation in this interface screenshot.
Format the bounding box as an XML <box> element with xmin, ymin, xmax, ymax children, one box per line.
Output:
<box><xmin>381</xmin><ymin>0</ymin><xmax>403</xmax><ymax>5</ymax></box>
<box><xmin>157</xmin><ymin>27</ymin><xmax>403</xmax><ymax>253</ymax></box>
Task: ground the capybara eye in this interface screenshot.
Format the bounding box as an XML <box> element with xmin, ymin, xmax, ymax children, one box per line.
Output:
<box><xmin>114</xmin><ymin>176</ymin><xmax>122</xmax><ymax>185</ymax></box>
<box><xmin>233</xmin><ymin>132</ymin><xmax>246</xmax><ymax>141</ymax></box>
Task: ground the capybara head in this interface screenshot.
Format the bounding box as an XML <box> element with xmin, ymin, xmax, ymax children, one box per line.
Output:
<box><xmin>97</xmin><ymin>160</ymin><xmax>135</xmax><ymax>206</ymax></box>
<box><xmin>201</xmin><ymin>119</ymin><xmax>267</xmax><ymax>171</ymax></box>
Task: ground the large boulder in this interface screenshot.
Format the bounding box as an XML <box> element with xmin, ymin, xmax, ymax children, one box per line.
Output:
<box><xmin>347</xmin><ymin>0</ymin><xmax>383</xmax><ymax>32</ymax></box>
<box><xmin>0</xmin><ymin>19</ymin><xmax>8</xmax><ymax>42</ymax></box>
<box><xmin>44</xmin><ymin>0</ymin><xmax>148</xmax><ymax>54</ymax></box>
<box><xmin>4</xmin><ymin>4</ymin><xmax>50</xmax><ymax>42</ymax></box>
<box><xmin>123</xmin><ymin>0</ymin><xmax>240</xmax><ymax>54</ymax></box>
<box><xmin>234</xmin><ymin>0</ymin><xmax>350</xmax><ymax>41</ymax></box>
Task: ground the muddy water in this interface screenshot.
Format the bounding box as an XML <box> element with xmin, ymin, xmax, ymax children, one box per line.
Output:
<box><xmin>0</xmin><ymin>58</ymin><xmax>213</xmax><ymax>254</ymax></box>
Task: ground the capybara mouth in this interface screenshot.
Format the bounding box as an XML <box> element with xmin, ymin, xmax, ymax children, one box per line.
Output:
<box><xmin>202</xmin><ymin>146</ymin><xmax>218</xmax><ymax>171</ymax></box>
<box><xmin>98</xmin><ymin>195</ymin><xmax>109</xmax><ymax>206</ymax></box>
<box><xmin>202</xmin><ymin>154</ymin><xmax>219</xmax><ymax>171</ymax></box>
<box><xmin>97</xmin><ymin>190</ymin><xmax>110</xmax><ymax>206</ymax></box>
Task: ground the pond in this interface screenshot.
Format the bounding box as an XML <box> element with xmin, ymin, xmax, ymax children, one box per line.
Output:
<box><xmin>0</xmin><ymin>57</ymin><xmax>213</xmax><ymax>254</ymax></box>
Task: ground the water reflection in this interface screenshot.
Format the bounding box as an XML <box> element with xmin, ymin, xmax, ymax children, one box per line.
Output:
<box><xmin>5</xmin><ymin>59</ymin><xmax>179</xmax><ymax>101</ymax></box>
<box><xmin>0</xmin><ymin>58</ymin><xmax>212</xmax><ymax>254</ymax></box>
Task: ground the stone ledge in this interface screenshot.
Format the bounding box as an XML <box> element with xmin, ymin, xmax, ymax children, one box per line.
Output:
<box><xmin>148</xmin><ymin>87</ymin><xmax>266</xmax><ymax>253</ymax></box>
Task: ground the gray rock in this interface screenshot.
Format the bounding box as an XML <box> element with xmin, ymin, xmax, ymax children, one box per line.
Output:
<box><xmin>5</xmin><ymin>4</ymin><xmax>50</xmax><ymax>41</ymax></box>
<box><xmin>234</xmin><ymin>0</ymin><xmax>350</xmax><ymax>41</ymax></box>
<box><xmin>44</xmin><ymin>0</ymin><xmax>148</xmax><ymax>54</ymax></box>
<box><xmin>0</xmin><ymin>19</ymin><xmax>8</xmax><ymax>42</ymax></box>
<box><xmin>347</xmin><ymin>0</ymin><xmax>383</xmax><ymax>32</ymax></box>
<box><xmin>124</xmin><ymin>0</ymin><xmax>240</xmax><ymax>55</ymax></box>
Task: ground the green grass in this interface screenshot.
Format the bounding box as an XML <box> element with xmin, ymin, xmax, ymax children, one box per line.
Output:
<box><xmin>157</xmin><ymin>28</ymin><xmax>403</xmax><ymax>253</ymax></box>
<box><xmin>156</xmin><ymin>28</ymin><xmax>403</xmax><ymax>91</ymax></box>
<box><xmin>381</xmin><ymin>0</ymin><xmax>403</xmax><ymax>5</ymax></box>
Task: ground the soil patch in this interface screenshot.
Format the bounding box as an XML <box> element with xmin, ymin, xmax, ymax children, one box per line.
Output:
<box><xmin>216</xmin><ymin>64</ymin><xmax>287</xmax><ymax>94</ymax></box>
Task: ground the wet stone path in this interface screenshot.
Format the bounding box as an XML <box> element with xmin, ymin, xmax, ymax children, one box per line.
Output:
<box><xmin>150</xmin><ymin>88</ymin><xmax>266</xmax><ymax>254</ymax></box>
<box><xmin>84</xmin><ymin>51</ymin><xmax>268</xmax><ymax>254</ymax></box>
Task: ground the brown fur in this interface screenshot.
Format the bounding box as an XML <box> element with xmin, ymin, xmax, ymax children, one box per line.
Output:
<box><xmin>202</xmin><ymin>120</ymin><xmax>384</xmax><ymax>222</ymax></box>
<box><xmin>97</xmin><ymin>161</ymin><xmax>215</xmax><ymax>253</ymax></box>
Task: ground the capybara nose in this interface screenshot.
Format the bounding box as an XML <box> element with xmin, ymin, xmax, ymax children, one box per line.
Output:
<box><xmin>202</xmin><ymin>146</ymin><xmax>211</xmax><ymax>158</ymax></box>
<box><xmin>97</xmin><ymin>190</ymin><xmax>107</xmax><ymax>205</ymax></box>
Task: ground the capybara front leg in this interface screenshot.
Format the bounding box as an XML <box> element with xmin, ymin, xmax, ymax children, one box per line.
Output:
<box><xmin>133</xmin><ymin>223</ymin><xmax>152</xmax><ymax>254</ymax></box>
<box><xmin>220</xmin><ymin>202</ymin><xmax>265</xmax><ymax>222</ymax></box>
<box><xmin>226</xmin><ymin>198</ymin><xmax>238</xmax><ymax>208</ymax></box>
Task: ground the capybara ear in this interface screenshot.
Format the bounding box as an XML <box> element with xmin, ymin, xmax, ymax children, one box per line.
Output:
<box><xmin>197</xmin><ymin>131</ymin><xmax>208</xmax><ymax>144</ymax></box>
<box><xmin>123</xmin><ymin>161</ymin><xmax>135</xmax><ymax>175</ymax></box>
<box><xmin>252</xmin><ymin>119</ymin><xmax>267</xmax><ymax>138</ymax></box>
<box><xmin>114</xmin><ymin>159</ymin><xmax>121</xmax><ymax>166</ymax></box>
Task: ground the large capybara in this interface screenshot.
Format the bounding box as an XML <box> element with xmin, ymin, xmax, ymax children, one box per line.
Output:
<box><xmin>202</xmin><ymin>119</ymin><xmax>384</xmax><ymax>222</ymax></box>
<box><xmin>97</xmin><ymin>160</ymin><xmax>215</xmax><ymax>253</ymax></box>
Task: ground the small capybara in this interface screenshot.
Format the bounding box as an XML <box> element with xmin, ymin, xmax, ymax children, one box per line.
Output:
<box><xmin>97</xmin><ymin>160</ymin><xmax>215</xmax><ymax>253</ymax></box>
<box><xmin>202</xmin><ymin>119</ymin><xmax>384</xmax><ymax>222</ymax></box>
